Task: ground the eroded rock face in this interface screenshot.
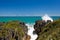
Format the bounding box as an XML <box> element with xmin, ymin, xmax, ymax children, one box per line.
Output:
<box><xmin>34</xmin><ymin>19</ymin><xmax>60</xmax><ymax>40</ymax></box>
<box><xmin>0</xmin><ymin>21</ymin><xmax>28</xmax><ymax>40</ymax></box>
<box><xmin>34</xmin><ymin>20</ymin><xmax>46</xmax><ymax>35</ymax></box>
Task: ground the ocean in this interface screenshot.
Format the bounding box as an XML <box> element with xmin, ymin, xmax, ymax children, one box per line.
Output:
<box><xmin>0</xmin><ymin>16</ymin><xmax>60</xmax><ymax>23</ymax></box>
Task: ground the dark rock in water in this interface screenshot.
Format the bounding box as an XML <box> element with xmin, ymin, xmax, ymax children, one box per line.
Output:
<box><xmin>33</xmin><ymin>31</ymin><xmax>36</xmax><ymax>34</ymax></box>
<box><xmin>34</xmin><ymin>19</ymin><xmax>60</xmax><ymax>40</ymax></box>
<box><xmin>0</xmin><ymin>21</ymin><xmax>28</xmax><ymax>40</ymax></box>
<box><xmin>47</xmin><ymin>20</ymin><xmax>51</xmax><ymax>23</ymax></box>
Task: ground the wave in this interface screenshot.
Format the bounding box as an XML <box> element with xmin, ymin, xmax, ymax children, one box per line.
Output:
<box><xmin>42</xmin><ymin>14</ymin><xmax>53</xmax><ymax>22</ymax></box>
<box><xmin>25</xmin><ymin>14</ymin><xmax>53</xmax><ymax>40</ymax></box>
<box><xmin>25</xmin><ymin>23</ymin><xmax>38</xmax><ymax>40</ymax></box>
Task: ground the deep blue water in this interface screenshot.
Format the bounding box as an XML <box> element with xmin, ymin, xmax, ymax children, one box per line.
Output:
<box><xmin>0</xmin><ymin>16</ymin><xmax>60</xmax><ymax>23</ymax></box>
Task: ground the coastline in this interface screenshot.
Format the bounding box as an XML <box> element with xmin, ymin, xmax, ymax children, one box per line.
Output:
<box><xmin>0</xmin><ymin>16</ymin><xmax>60</xmax><ymax>40</ymax></box>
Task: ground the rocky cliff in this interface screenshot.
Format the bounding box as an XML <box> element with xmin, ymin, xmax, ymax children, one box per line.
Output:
<box><xmin>34</xmin><ymin>19</ymin><xmax>60</xmax><ymax>40</ymax></box>
<box><xmin>0</xmin><ymin>21</ymin><xmax>30</xmax><ymax>40</ymax></box>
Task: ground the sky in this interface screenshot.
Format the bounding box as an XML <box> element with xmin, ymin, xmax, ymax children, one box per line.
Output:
<box><xmin>0</xmin><ymin>0</ymin><xmax>60</xmax><ymax>16</ymax></box>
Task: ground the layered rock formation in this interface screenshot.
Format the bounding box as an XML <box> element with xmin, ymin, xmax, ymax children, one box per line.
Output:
<box><xmin>0</xmin><ymin>21</ymin><xmax>29</xmax><ymax>40</ymax></box>
<box><xmin>34</xmin><ymin>19</ymin><xmax>60</xmax><ymax>40</ymax></box>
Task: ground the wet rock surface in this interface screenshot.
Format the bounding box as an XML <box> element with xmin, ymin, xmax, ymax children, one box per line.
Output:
<box><xmin>34</xmin><ymin>19</ymin><xmax>60</xmax><ymax>40</ymax></box>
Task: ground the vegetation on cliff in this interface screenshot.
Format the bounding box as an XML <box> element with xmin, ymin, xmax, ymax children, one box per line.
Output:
<box><xmin>34</xmin><ymin>19</ymin><xmax>60</xmax><ymax>40</ymax></box>
<box><xmin>0</xmin><ymin>21</ymin><xmax>28</xmax><ymax>40</ymax></box>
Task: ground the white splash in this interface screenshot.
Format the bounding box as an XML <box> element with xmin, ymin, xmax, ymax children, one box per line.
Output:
<box><xmin>42</xmin><ymin>14</ymin><xmax>53</xmax><ymax>22</ymax></box>
<box><xmin>26</xmin><ymin>24</ymin><xmax>38</xmax><ymax>40</ymax></box>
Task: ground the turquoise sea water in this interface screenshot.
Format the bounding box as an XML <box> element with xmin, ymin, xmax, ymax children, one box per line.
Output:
<box><xmin>0</xmin><ymin>16</ymin><xmax>60</xmax><ymax>23</ymax></box>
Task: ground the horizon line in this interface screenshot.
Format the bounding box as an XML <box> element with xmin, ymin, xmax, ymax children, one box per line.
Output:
<box><xmin>0</xmin><ymin>15</ymin><xmax>60</xmax><ymax>16</ymax></box>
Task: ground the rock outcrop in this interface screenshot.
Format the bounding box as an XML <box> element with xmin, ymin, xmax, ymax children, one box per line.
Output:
<box><xmin>0</xmin><ymin>21</ymin><xmax>29</xmax><ymax>40</ymax></box>
<box><xmin>34</xmin><ymin>19</ymin><xmax>60</xmax><ymax>40</ymax></box>
<box><xmin>34</xmin><ymin>20</ymin><xmax>46</xmax><ymax>35</ymax></box>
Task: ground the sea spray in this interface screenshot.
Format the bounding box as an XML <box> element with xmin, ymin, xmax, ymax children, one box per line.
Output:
<box><xmin>42</xmin><ymin>14</ymin><xmax>53</xmax><ymax>22</ymax></box>
<box><xmin>25</xmin><ymin>23</ymin><xmax>38</xmax><ymax>40</ymax></box>
<box><xmin>25</xmin><ymin>14</ymin><xmax>53</xmax><ymax>40</ymax></box>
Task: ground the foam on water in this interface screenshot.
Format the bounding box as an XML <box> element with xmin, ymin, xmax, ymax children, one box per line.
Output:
<box><xmin>25</xmin><ymin>23</ymin><xmax>38</xmax><ymax>40</ymax></box>
<box><xmin>42</xmin><ymin>14</ymin><xmax>53</xmax><ymax>22</ymax></box>
<box><xmin>25</xmin><ymin>14</ymin><xmax>53</xmax><ymax>40</ymax></box>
